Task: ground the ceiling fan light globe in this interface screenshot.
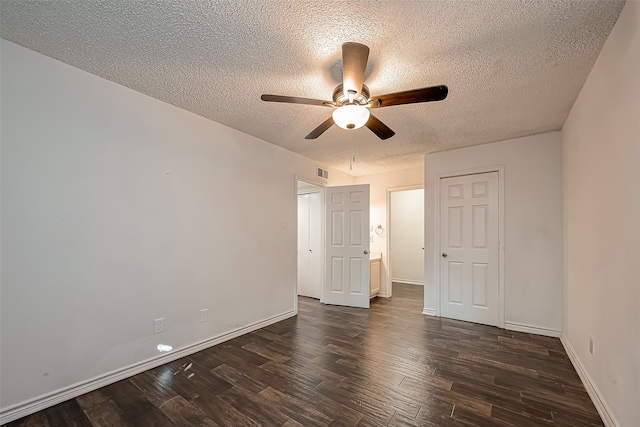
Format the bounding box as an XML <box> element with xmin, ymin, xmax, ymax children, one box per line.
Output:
<box><xmin>332</xmin><ymin>105</ymin><xmax>370</xmax><ymax>130</ymax></box>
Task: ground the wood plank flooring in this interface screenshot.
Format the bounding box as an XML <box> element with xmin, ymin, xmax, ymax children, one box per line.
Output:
<box><xmin>5</xmin><ymin>283</ymin><xmax>602</xmax><ymax>426</ymax></box>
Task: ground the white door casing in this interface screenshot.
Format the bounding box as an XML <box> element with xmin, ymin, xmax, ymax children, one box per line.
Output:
<box><xmin>325</xmin><ymin>184</ymin><xmax>370</xmax><ymax>308</ymax></box>
<box><xmin>440</xmin><ymin>172</ymin><xmax>499</xmax><ymax>326</ymax></box>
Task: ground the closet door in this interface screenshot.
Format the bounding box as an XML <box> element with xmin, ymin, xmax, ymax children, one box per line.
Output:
<box><xmin>297</xmin><ymin>194</ymin><xmax>312</xmax><ymax>296</ymax></box>
<box><xmin>308</xmin><ymin>191</ymin><xmax>322</xmax><ymax>298</ymax></box>
<box><xmin>440</xmin><ymin>172</ymin><xmax>499</xmax><ymax>326</ymax></box>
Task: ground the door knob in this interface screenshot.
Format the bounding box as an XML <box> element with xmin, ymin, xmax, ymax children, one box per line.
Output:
<box><xmin>442</xmin><ymin>253</ymin><xmax>448</xmax><ymax>258</ymax></box>
<box><xmin>364</xmin><ymin>250</ymin><xmax>369</xmax><ymax>255</ymax></box>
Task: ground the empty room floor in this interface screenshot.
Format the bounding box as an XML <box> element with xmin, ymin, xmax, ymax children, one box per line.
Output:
<box><xmin>5</xmin><ymin>283</ymin><xmax>602</xmax><ymax>426</ymax></box>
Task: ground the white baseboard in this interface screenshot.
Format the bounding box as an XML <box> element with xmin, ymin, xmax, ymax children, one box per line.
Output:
<box><xmin>392</xmin><ymin>279</ymin><xmax>424</xmax><ymax>286</ymax></box>
<box><xmin>560</xmin><ymin>335</ymin><xmax>619</xmax><ymax>427</ymax></box>
<box><xmin>504</xmin><ymin>321</ymin><xmax>561</xmax><ymax>337</ymax></box>
<box><xmin>422</xmin><ymin>307</ymin><xmax>436</xmax><ymax>316</ymax></box>
<box><xmin>0</xmin><ymin>309</ymin><xmax>296</xmax><ymax>425</ymax></box>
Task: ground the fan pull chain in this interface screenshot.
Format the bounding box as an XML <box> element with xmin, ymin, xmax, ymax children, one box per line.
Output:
<box><xmin>350</xmin><ymin>132</ymin><xmax>355</xmax><ymax>171</ymax></box>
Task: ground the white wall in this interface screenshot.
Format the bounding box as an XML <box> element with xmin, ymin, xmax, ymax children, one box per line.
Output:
<box><xmin>424</xmin><ymin>132</ymin><xmax>564</xmax><ymax>333</ymax></box>
<box><xmin>390</xmin><ymin>189</ymin><xmax>424</xmax><ymax>284</ymax></box>
<box><xmin>561</xmin><ymin>1</ymin><xmax>640</xmax><ymax>425</ymax></box>
<box><xmin>356</xmin><ymin>167</ymin><xmax>423</xmax><ymax>297</ymax></box>
<box><xmin>0</xmin><ymin>40</ymin><xmax>354</xmax><ymax>420</ymax></box>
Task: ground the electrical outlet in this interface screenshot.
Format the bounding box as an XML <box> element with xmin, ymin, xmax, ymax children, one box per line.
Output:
<box><xmin>589</xmin><ymin>336</ymin><xmax>594</xmax><ymax>355</ymax></box>
<box><xmin>200</xmin><ymin>309</ymin><xmax>209</xmax><ymax>323</ymax></box>
<box><xmin>154</xmin><ymin>318</ymin><xmax>165</xmax><ymax>334</ymax></box>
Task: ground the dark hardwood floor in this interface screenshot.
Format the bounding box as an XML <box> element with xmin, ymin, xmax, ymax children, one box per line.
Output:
<box><xmin>5</xmin><ymin>283</ymin><xmax>602</xmax><ymax>426</ymax></box>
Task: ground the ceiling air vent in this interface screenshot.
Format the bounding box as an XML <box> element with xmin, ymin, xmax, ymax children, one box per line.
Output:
<box><xmin>317</xmin><ymin>167</ymin><xmax>329</xmax><ymax>180</ymax></box>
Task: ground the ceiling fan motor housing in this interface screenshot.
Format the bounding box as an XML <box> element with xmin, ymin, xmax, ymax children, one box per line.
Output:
<box><xmin>333</xmin><ymin>84</ymin><xmax>370</xmax><ymax>106</ymax></box>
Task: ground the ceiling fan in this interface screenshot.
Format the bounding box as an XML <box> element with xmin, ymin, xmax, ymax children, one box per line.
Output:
<box><xmin>261</xmin><ymin>42</ymin><xmax>448</xmax><ymax>140</ymax></box>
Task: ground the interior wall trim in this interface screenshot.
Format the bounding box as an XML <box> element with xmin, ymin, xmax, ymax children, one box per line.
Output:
<box><xmin>392</xmin><ymin>279</ymin><xmax>424</xmax><ymax>286</ymax></box>
<box><xmin>422</xmin><ymin>307</ymin><xmax>436</xmax><ymax>316</ymax></box>
<box><xmin>0</xmin><ymin>309</ymin><xmax>296</xmax><ymax>425</ymax></box>
<box><xmin>504</xmin><ymin>321</ymin><xmax>561</xmax><ymax>337</ymax></box>
<box><xmin>561</xmin><ymin>335</ymin><xmax>618</xmax><ymax>427</ymax></box>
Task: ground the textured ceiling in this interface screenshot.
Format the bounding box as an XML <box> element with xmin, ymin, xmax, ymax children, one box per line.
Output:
<box><xmin>1</xmin><ymin>0</ymin><xmax>625</xmax><ymax>176</ymax></box>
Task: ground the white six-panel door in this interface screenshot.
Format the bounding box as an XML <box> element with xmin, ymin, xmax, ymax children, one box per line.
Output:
<box><xmin>440</xmin><ymin>172</ymin><xmax>499</xmax><ymax>326</ymax></box>
<box><xmin>324</xmin><ymin>184</ymin><xmax>370</xmax><ymax>308</ymax></box>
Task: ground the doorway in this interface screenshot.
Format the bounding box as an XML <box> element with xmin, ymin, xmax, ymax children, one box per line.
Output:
<box><xmin>297</xmin><ymin>180</ymin><xmax>323</xmax><ymax>300</ymax></box>
<box><xmin>387</xmin><ymin>186</ymin><xmax>424</xmax><ymax>304</ymax></box>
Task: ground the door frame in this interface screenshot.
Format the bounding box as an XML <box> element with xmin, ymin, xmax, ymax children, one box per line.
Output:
<box><xmin>434</xmin><ymin>166</ymin><xmax>505</xmax><ymax>328</ymax></box>
<box><xmin>294</xmin><ymin>176</ymin><xmax>326</xmax><ymax>313</ymax></box>
<box><xmin>385</xmin><ymin>184</ymin><xmax>424</xmax><ymax>299</ymax></box>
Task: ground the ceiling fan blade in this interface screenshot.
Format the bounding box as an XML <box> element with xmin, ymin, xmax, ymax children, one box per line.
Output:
<box><xmin>342</xmin><ymin>42</ymin><xmax>369</xmax><ymax>99</ymax></box>
<box><xmin>365</xmin><ymin>113</ymin><xmax>395</xmax><ymax>140</ymax></box>
<box><xmin>261</xmin><ymin>94</ymin><xmax>332</xmax><ymax>107</ymax></box>
<box><xmin>369</xmin><ymin>85</ymin><xmax>448</xmax><ymax>108</ymax></box>
<box><xmin>305</xmin><ymin>116</ymin><xmax>335</xmax><ymax>139</ymax></box>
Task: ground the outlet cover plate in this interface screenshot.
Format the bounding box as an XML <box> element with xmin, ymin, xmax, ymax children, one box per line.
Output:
<box><xmin>154</xmin><ymin>318</ymin><xmax>165</xmax><ymax>334</ymax></box>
